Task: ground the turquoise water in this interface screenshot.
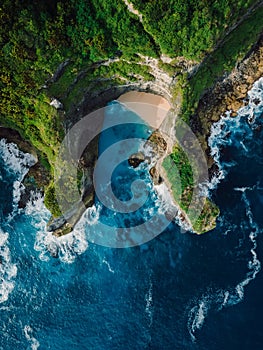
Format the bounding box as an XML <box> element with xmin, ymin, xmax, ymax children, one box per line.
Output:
<box><xmin>0</xmin><ymin>78</ymin><xmax>263</xmax><ymax>349</ymax></box>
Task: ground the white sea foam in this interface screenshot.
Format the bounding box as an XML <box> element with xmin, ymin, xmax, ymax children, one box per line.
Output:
<box><xmin>229</xmin><ymin>190</ymin><xmax>261</xmax><ymax>303</ymax></box>
<box><xmin>24</xmin><ymin>325</ymin><xmax>40</xmax><ymax>350</ymax></box>
<box><xmin>0</xmin><ymin>228</ymin><xmax>17</xmax><ymax>303</ymax></box>
<box><xmin>0</xmin><ymin>139</ymin><xmax>36</xmax><ymax>178</ymax></box>
<box><xmin>102</xmin><ymin>258</ymin><xmax>115</xmax><ymax>273</ymax></box>
<box><xmin>188</xmin><ymin>78</ymin><xmax>263</xmax><ymax>342</ymax></box>
<box><xmin>154</xmin><ymin>182</ymin><xmax>192</xmax><ymax>232</ymax></box>
<box><xmin>188</xmin><ymin>297</ymin><xmax>209</xmax><ymax>342</ymax></box>
<box><xmin>206</xmin><ymin>77</ymin><xmax>263</xmax><ymax>193</ymax></box>
<box><xmin>29</xmin><ymin>192</ymin><xmax>90</xmax><ymax>263</ymax></box>
<box><xmin>0</xmin><ymin>139</ymin><xmax>36</xmax><ymax>217</ymax></box>
<box><xmin>188</xmin><ymin>286</ymin><xmax>242</xmax><ymax>342</ymax></box>
<box><xmin>145</xmin><ymin>277</ymin><xmax>154</xmax><ymax>327</ymax></box>
<box><xmin>188</xmin><ymin>189</ymin><xmax>261</xmax><ymax>342</ymax></box>
<box><xmin>0</xmin><ymin>140</ymin><xmax>36</xmax><ymax>303</ymax></box>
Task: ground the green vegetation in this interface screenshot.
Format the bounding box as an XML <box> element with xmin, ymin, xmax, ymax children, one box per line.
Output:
<box><xmin>192</xmin><ymin>199</ymin><xmax>220</xmax><ymax>233</ymax></box>
<box><xmin>163</xmin><ymin>144</ymin><xmax>194</xmax><ymax>211</ymax></box>
<box><xmin>163</xmin><ymin>144</ymin><xmax>219</xmax><ymax>234</ymax></box>
<box><xmin>49</xmin><ymin>60</ymin><xmax>155</xmax><ymax>113</ymax></box>
<box><xmin>43</xmin><ymin>182</ymin><xmax>62</xmax><ymax>217</ymax></box>
<box><xmin>0</xmin><ymin>0</ymin><xmax>158</xmax><ymax>215</ymax></box>
<box><xmin>0</xmin><ymin>0</ymin><xmax>158</xmax><ymax>150</ymax></box>
<box><xmin>180</xmin><ymin>3</ymin><xmax>263</xmax><ymax>122</ymax></box>
<box><xmin>131</xmin><ymin>0</ymin><xmax>258</xmax><ymax>60</ymax></box>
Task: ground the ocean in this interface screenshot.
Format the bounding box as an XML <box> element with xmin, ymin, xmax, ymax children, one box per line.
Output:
<box><xmin>0</xmin><ymin>77</ymin><xmax>262</xmax><ymax>349</ymax></box>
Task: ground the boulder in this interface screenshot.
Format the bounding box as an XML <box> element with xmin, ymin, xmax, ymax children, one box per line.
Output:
<box><xmin>128</xmin><ymin>152</ymin><xmax>145</xmax><ymax>168</ymax></box>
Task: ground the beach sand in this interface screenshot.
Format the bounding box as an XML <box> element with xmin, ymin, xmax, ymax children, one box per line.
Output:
<box><xmin>117</xmin><ymin>92</ymin><xmax>171</xmax><ymax>129</ymax></box>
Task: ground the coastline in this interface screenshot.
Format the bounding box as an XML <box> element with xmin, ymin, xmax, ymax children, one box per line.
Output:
<box><xmin>1</xmin><ymin>32</ymin><xmax>262</xmax><ymax>236</ymax></box>
<box><xmin>116</xmin><ymin>92</ymin><xmax>211</xmax><ymax>233</ymax></box>
<box><xmin>48</xmin><ymin>91</ymin><xmax>175</xmax><ymax>236</ymax></box>
<box><xmin>117</xmin><ymin>91</ymin><xmax>171</xmax><ymax>129</ymax></box>
<box><xmin>191</xmin><ymin>33</ymin><xmax>263</xmax><ymax>167</ymax></box>
<box><xmin>0</xmin><ymin>128</ymin><xmax>50</xmax><ymax>207</ymax></box>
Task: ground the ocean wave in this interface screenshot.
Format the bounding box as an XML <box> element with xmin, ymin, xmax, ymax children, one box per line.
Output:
<box><xmin>0</xmin><ymin>139</ymin><xmax>36</xmax><ymax>178</ymax></box>
<box><xmin>24</xmin><ymin>325</ymin><xmax>40</xmax><ymax>350</ymax></box>
<box><xmin>27</xmin><ymin>192</ymin><xmax>89</xmax><ymax>263</ymax></box>
<box><xmin>145</xmin><ymin>276</ymin><xmax>154</xmax><ymax>327</ymax></box>
<box><xmin>188</xmin><ymin>78</ymin><xmax>263</xmax><ymax>342</ymax></box>
<box><xmin>207</xmin><ymin>77</ymin><xmax>263</xmax><ymax>193</ymax></box>
<box><xmin>0</xmin><ymin>228</ymin><xmax>17</xmax><ymax>303</ymax></box>
<box><xmin>0</xmin><ymin>139</ymin><xmax>36</xmax><ymax>218</ymax></box>
<box><xmin>0</xmin><ymin>139</ymin><xmax>38</xmax><ymax>303</ymax></box>
<box><xmin>187</xmin><ymin>296</ymin><xmax>210</xmax><ymax>342</ymax></box>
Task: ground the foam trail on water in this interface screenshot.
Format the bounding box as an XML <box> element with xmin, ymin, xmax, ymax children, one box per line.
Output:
<box><xmin>188</xmin><ymin>189</ymin><xmax>261</xmax><ymax>342</ymax></box>
<box><xmin>0</xmin><ymin>229</ymin><xmax>17</xmax><ymax>303</ymax></box>
<box><xmin>230</xmin><ymin>188</ymin><xmax>261</xmax><ymax>303</ymax></box>
<box><xmin>187</xmin><ymin>297</ymin><xmax>209</xmax><ymax>342</ymax></box>
<box><xmin>24</xmin><ymin>325</ymin><xmax>40</xmax><ymax>350</ymax></box>
<box><xmin>214</xmin><ymin>190</ymin><xmax>261</xmax><ymax>310</ymax></box>
<box><xmin>145</xmin><ymin>276</ymin><xmax>154</xmax><ymax>327</ymax></box>
<box><xmin>102</xmin><ymin>258</ymin><xmax>115</xmax><ymax>273</ymax></box>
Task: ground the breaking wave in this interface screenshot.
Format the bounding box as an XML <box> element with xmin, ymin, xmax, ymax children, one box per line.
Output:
<box><xmin>0</xmin><ymin>139</ymin><xmax>35</xmax><ymax>303</ymax></box>
<box><xmin>24</xmin><ymin>325</ymin><xmax>40</xmax><ymax>350</ymax></box>
<box><xmin>31</xmin><ymin>192</ymin><xmax>89</xmax><ymax>264</ymax></box>
<box><xmin>207</xmin><ymin>77</ymin><xmax>263</xmax><ymax>192</ymax></box>
<box><xmin>0</xmin><ymin>229</ymin><xmax>17</xmax><ymax>303</ymax></box>
<box><xmin>188</xmin><ymin>77</ymin><xmax>263</xmax><ymax>342</ymax></box>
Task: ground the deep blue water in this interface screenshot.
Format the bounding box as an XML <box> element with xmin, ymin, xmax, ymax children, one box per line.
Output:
<box><xmin>0</xmin><ymin>78</ymin><xmax>263</xmax><ymax>349</ymax></box>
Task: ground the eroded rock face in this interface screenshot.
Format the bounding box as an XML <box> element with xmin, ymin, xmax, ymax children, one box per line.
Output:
<box><xmin>147</xmin><ymin>130</ymin><xmax>167</xmax><ymax>155</ymax></box>
<box><xmin>192</xmin><ymin>34</ymin><xmax>263</xmax><ymax>161</ymax></box>
<box><xmin>149</xmin><ymin>166</ymin><xmax>163</xmax><ymax>185</ymax></box>
<box><xmin>46</xmin><ymin>134</ymin><xmax>99</xmax><ymax>237</ymax></box>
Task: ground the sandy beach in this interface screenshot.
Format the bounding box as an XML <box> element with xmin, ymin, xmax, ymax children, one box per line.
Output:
<box><xmin>117</xmin><ymin>91</ymin><xmax>171</xmax><ymax>129</ymax></box>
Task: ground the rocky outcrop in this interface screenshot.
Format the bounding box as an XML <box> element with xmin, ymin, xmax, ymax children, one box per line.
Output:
<box><xmin>128</xmin><ymin>152</ymin><xmax>145</xmax><ymax>168</ymax></box>
<box><xmin>0</xmin><ymin>128</ymin><xmax>50</xmax><ymax>207</ymax></box>
<box><xmin>0</xmin><ymin>128</ymin><xmax>37</xmax><ymax>157</ymax></box>
<box><xmin>191</xmin><ymin>33</ymin><xmax>263</xmax><ymax>166</ymax></box>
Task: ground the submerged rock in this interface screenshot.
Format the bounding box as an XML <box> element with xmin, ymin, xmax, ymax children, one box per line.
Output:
<box><xmin>47</xmin><ymin>242</ymin><xmax>59</xmax><ymax>258</ymax></box>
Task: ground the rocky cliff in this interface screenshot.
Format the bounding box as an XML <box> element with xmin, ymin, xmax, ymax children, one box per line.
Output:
<box><xmin>191</xmin><ymin>33</ymin><xmax>263</xmax><ymax>168</ymax></box>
